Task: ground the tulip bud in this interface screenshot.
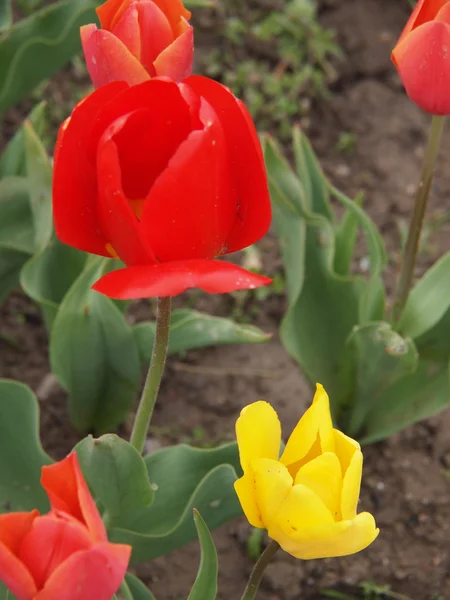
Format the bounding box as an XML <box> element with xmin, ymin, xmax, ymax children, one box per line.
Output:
<box><xmin>392</xmin><ymin>0</ymin><xmax>450</xmax><ymax>115</ymax></box>
<box><xmin>81</xmin><ymin>0</ymin><xmax>194</xmax><ymax>88</ymax></box>
<box><xmin>234</xmin><ymin>384</ymin><xmax>379</xmax><ymax>559</ymax></box>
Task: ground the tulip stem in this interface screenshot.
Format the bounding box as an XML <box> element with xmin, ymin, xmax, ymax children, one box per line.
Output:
<box><xmin>240</xmin><ymin>540</ymin><xmax>280</xmax><ymax>600</ymax></box>
<box><xmin>392</xmin><ymin>114</ymin><xmax>445</xmax><ymax>323</ymax></box>
<box><xmin>130</xmin><ymin>296</ymin><xmax>172</xmax><ymax>454</ymax></box>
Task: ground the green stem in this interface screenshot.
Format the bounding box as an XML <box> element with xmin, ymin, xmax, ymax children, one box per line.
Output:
<box><xmin>130</xmin><ymin>297</ymin><xmax>172</xmax><ymax>454</ymax></box>
<box><xmin>240</xmin><ymin>540</ymin><xmax>280</xmax><ymax>600</ymax></box>
<box><xmin>392</xmin><ymin>114</ymin><xmax>445</xmax><ymax>323</ymax></box>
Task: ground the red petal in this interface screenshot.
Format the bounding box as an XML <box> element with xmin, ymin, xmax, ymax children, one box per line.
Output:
<box><xmin>18</xmin><ymin>514</ymin><xmax>92</xmax><ymax>589</ymax></box>
<box><xmin>153</xmin><ymin>27</ymin><xmax>194</xmax><ymax>81</ymax></box>
<box><xmin>183</xmin><ymin>76</ymin><xmax>271</xmax><ymax>253</ymax></box>
<box><xmin>96</xmin><ymin>115</ymin><xmax>157</xmax><ymax>265</ymax></box>
<box><xmin>152</xmin><ymin>0</ymin><xmax>191</xmax><ymax>36</ymax></box>
<box><xmin>35</xmin><ymin>542</ymin><xmax>131</xmax><ymax>600</ymax></box>
<box><xmin>41</xmin><ymin>454</ymin><xmax>106</xmax><ymax>543</ymax></box>
<box><xmin>92</xmin><ymin>259</ymin><xmax>272</xmax><ymax>298</ymax></box>
<box><xmin>0</xmin><ymin>512</ymin><xmax>39</xmax><ymax>600</ymax></box>
<box><xmin>133</xmin><ymin>1</ymin><xmax>174</xmax><ymax>72</ymax></box>
<box><xmin>96</xmin><ymin>0</ymin><xmax>129</xmax><ymax>29</ymax></box>
<box><xmin>80</xmin><ymin>25</ymin><xmax>150</xmax><ymax>88</ymax></box>
<box><xmin>109</xmin><ymin>4</ymin><xmax>141</xmax><ymax>61</ymax></box>
<box><xmin>396</xmin><ymin>0</ymin><xmax>447</xmax><ymax>44</ymax></box>
<box><xmin>140</xmin><ymin>98</ymin><xmax>237</xmax><ymax>261</ymax></box>
<box><xmin>392</xmin><ymin>20</ymin><xmax>450</xmax><ymax>115</ymax></box>
<box><xmin>52</xmin><ymin>81</ymin><xmax>127</xmax><ymax>256</ymax></box>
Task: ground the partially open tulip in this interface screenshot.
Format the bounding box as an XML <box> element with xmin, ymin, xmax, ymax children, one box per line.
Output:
<box><xmin>81</xmin><ymin>0</ymin><xmax>193</xmax><ymax>87</ymax></box>
<box><xmin>234</xmin><ymin>385</ymin><xmax>379</xmax><ymax>559</ymax></box>
<box><xmin>392</xmin><ymin>0</ymin><xmax>450</xmax><ymax>114</ymax></box>
<box><xmin>53</xmin><ymin>77</ymin><xmax>272</xmax><ymax>299</ymax></box>
<box><xmin>0</xmin><ymin>454</ymin><xmax>130</xmax><ymax>599</ymax></box>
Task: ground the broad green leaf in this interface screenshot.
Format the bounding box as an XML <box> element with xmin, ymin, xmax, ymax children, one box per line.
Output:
<box><xmin>20</xmin><ymin>237</ymin><xmax>86</xmax><ymax>330</ymax></box>
<box><xmin>0</xmin><ymin>0</ymin><xmax>12</xmax><ymax>31</ymax></box>
<box><xmin>0</xmin><ymin>582</ymin><xmax>16</xmax><ymax>600</ymax></box>
<box><xmin>415</xmin><ymin>304</ymin><xmax>450</xmax><ymax>361</ymax></box>
<box><xmin>333</xmin><ymin>200</ymin><xmax>360</xmax><ymax>277</ymax></box>
<box><xmin>24</xmin><ymin>122</ymin><xmax>53</xmax><ymax>252</ymax></box>
<box><xmin>361</xmin><ymin>359</ymin><xmax>450</xmax><ymax>444</ymax></box>
<box><xmin>0</xmin><ymin>177</ymin><xmax>34</xmax><ymax>302</ymax></box>
<box><xmin>109</xmin><ymin>443</ymin><xmax>241</xmax><ymax>562</ymax></box>
<box><xmin>134</xmin><ymin>309</ymin><xmax>270</xmax><ymax>362</ymax></box>
<box><xmin>264</xmin><ymin>135</ymin><xmax>360</xmax><ymax>416</ymax></box>
<box><xmin>75</xmin><ymin>434</ymin><xmax>154</xmax><ymax>528</ymax></box>
<box><xmin>398</xmin><ymin>252</ymin><xmax>450</xmax><ymax>339</ymax></box>
<box><xmin>124</xmin><ymin>575</ymin><xmax>156</xmax><ymax>600</ymax></box>
<box><xmin>187</xmin><ymin>510</ymin><xmax>218</xmax><ymax>600</ymax></box>
<box><xmin>50</xmin><ymin>257</ymin><xmax>141</xmax><ymax>433</ymax></box>
<box><xmin>0</xmin><ymin>103</ymin><xmax>46</xmax><ymax>178</ymax></box>
<box><xmin>0</xmin><ymin>380</ymin><xmax>52</xmax><ymax>513</ymax></box>
<box><xmin>343</xmin><ymin>322</ymin><xmax>418</xmax><ymax>437</ymax></box>
<box><xmin>0</xmin><ymin>0</ymin><xmax>97</xmax><ymax>112</ymax></box>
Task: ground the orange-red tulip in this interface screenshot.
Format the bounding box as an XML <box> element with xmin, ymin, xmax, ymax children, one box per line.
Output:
<box><xmin>81</xmin><ymin>0</ymin><xmax>193</xmax><ymax>87</ymax></box>
<box><xmin>392</xmin><ymin>0</ymin><xmax>450</xmax><ymax>114</ymax></box>
<box><xmin>0</xmin><ymin>454</ymin><xmax>131</xmax><ymax>600</ymax></box>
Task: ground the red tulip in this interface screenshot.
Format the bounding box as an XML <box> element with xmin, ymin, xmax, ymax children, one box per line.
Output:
<box><xmin>81</xmin><ymin>0</ymin><xmax>193</xmax><ymax>87</ymax></box>
<box><xmin>0</xmin><ymin>454</ymin><xmax>130</xmax><ymax>600</ymax></box>
<box><xmin>392</xmin><ymin>0</ymin><xmax>450</xmax><ymax>114</ymax></box>
<box><xmin>52</xmin><ymin>77</ymin><xmax>272</xmax><ymax>299</ymax></box>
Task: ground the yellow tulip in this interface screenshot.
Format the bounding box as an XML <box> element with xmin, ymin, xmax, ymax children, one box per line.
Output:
<box><xmin>234</xmin><ymin>384</ymin><xmax>379</xmax><ymax>559</ymax></box>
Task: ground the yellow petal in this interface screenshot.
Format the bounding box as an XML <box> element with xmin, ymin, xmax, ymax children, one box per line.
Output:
<box><xmin>334</xmin><ymin>429</ymin><xmax>360</xmax><ymax>475</ymax></box>
<box><xmin>269</xmin><ymin>512</ymin><xmax>379</xmax><ymax>559</ymax></box>
<box><xmin>251</xmin><ymin>457</ymin><xmax>293</xmax><ymax>526</ymax></box>
<box><xmin>280</xmin><ymin>384</ymin><xmax>334</xmax><ymax>474</ymax></box>
<box><xmin>341</xmin><ymin>448</ymin><xmax>363</xmax><ymax>520</ymax></box>
<box><xmin>271</xmin><ymin>482</ymin><xmax>334</xmax><ymax>541</ymax></box>
<box><xmin>295</xmin><ymin>452</ymin><xmax>342</xmax><ymax>520</ymax></box>
<box><xmin>234</xmin><ymin>472</ymin><xmax>263</xmax><ymax>528</ymax></box>
<box><xmin>236</xmin><ymin>401</ymin><xmax>281</xmax><ymax>473</ymax></box>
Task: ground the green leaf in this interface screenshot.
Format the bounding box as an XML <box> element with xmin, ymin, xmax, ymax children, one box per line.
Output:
<box><xmin>187</xmin><ymin>510</ymin><xmax>218</xmax><ymax>600</ymax></box>
<box><xmin>0</xmin><ymin>380</ymin><xmax>52</xmax><ymax>513</ymax></box>
<box><xmin>134</xmin><ymin>309</ymin><xmax>271</xmax><ymax>362</ymax></box>
<box><xmin>343</xmin><ymin>322</ymin><xmax>419</xmax><ymax>437</ymax></box>
<box><xmin>0</xmin><ymin>0</ymin><xmax>12</xmax><ymax>31</ymax></box>
<box><xmin>0</xmin><ymin>0</ymin><xmax>97</xmax><ymax>112</ymax></box>
<box><xmin>333</xmin><ymin>199</ymin><xmax>360</xmax><ymax>277</ymax></box>
<box><xmin>0</xmin><ymin>103</ymin><xmax>46</xmax><ymax>178</ymax></box>
<box><xmin>109</xmin><ymin>443</ymin><xmax>242</xmax><ymax>562</ymax></box>
<box><xmin>0</xmin><ymin>177</ymin><xmax>34</xmax><ymax>302</ymax></box>
<box><xmin>23</xmin><ymin>122</ymin><xmax>53</xmax><ymax>253</ymax></box>
<box><xmin>20</xmin><ymin>237</ymin><xmax>87</xmax><ymax>330</ymax></box>
<box><xmin>75</xmin><ymin>434</ymin><xmax>154</xmax><ymax>528</ymax></box>
<box><xmin>124</xmin><ymin>575</ymin><xmax>156</xmax><ymax>600</ymax></box>
<box><xmin>361</xmin><ymin>359</ymin><xmax>450</xmax><ymax>444</ymax></box>
<box><xmin>50</xmin><ymin>257</ymin><xmax>141</xmax><ymax>433</ymax></box>
<box><xmin>184</xmin><ymin>0</ymin><xmax>214</xmax><ymax>6</ymax></box>
<box><xmin>415</xmin><ymin>304</ymin><xmax>450</xmax><ymax>361</ymax></box>
<box><xmin>0</xmin><ymin>582</ymin><xmax>17</xmax><ymax>600</ymax></box>
<box><xmin>398</xmin><ymin>252</ymin><xmax>450</xmax><ymax>339</ymax></box>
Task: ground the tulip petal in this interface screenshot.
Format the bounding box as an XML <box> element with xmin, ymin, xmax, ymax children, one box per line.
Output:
<box><xmin>333</xmin><ymin>429</ymin><xmax>360</xmax><ymax>475</ymax></box>
<box><xmin>35</xmin><ymin>542</ymin><xmax>131</xmax><ymax>600</ymax></box>
<box><xmin>109</xmin><ymin>4</ymin><xmax>142</xmax><ymax>60</ymax></box>
<box><xmin>140</xmin><ymin>99</ymin><xmax>237</xmax><ymax>261</ymax></box>
<box><xmin>92</xmin><ymin>259</ymin><xmax>272</xmax><ymax>298</ymax></box>
<box><xmin>152</xmin><ymin>0</ymin><xmax>191</xmax><ymax>36</ymax></box>
<box><xmin>234</xmin><ymin>472</ymin><xmax>263</xmax><ymax>528</ymax></box>
<box><xmin>41</xmin><ymin>454</ymin><xmax>106</xmax><ymax>543</ymax></box>
<box><xmin>392</xmin><ymin>20</ymin><xmax>450</xmax><ymax>115</ymax></box>
<box><xmin>270</xmin><ymin>511</ymin><xmax>379</xmax><ymax>560</ymax></box>
<box><xmin>252</xmin><ymin>458</ymin><xmax>293</xmax><ymax>526</ymax></box>
<box><xmin>81</xmin><ymin>26</ymin><xmax>150</xmax><ymax>88</ymax></box>
<box><xmin>236</xmin><ymin>401</ymin><xmax>281</xmax><ymax>473</ymax></box>
<box><xmin>280</xmin><ymin>384</ymin><xmax>334</xmax><ymax>476</ymax></box>
<box><xmin>96</xmin><ymin>0</ymin><xmax>128</xmax><ymax>30</ymax></box>
<box><xmin>396</xmin><ymin>0</ymin><xmax>447</xmax><ymax>44</ymax></box>
<box><xmin>184</xmin><ymin>76</ymin><xmax>271</xmax><ymax>253</ymax></box>
<box><xmin>153</xmin><ymin>27</ymin><xmax>194</xmax><ymax>81</ymax></box>
<box><xmin>18</xmin><ymin>514</ymin><xmax>92</xmax><ymax>589</ymax></box>
<box><xmin>340</xmin><ymin>447</ymin><xmax>363</xmax><ymax>521</ymax></box>
<box><xmin>133</xmin><ymin>1</ymin><xmax>174</xmax><ymax>72</ymax></box>
<box><xmin>0</xmin><ymin>512</ymin><xmax>38</xmax><ymax>600</ymax></box>
<box><xmin>295</xmin><ymin>452</ymin><xmax>342</xmax><ymax>520</ymax></box>
<box><xmin>53</xmin><ymin>81</ymin><xmax>127</xmax><ymax>256</ymax></box>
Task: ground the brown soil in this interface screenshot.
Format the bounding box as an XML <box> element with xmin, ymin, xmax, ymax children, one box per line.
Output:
<box><xmin>1</xmin><ymin>0</ymin><xmax>450</xmax><ymax>599</ymax></box>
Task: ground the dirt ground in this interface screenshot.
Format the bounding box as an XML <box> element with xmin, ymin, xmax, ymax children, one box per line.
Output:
<box><xmin>1</xmin><ymin>0</ymin><xmax>450</xmax><ymax>598</ymax></box>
